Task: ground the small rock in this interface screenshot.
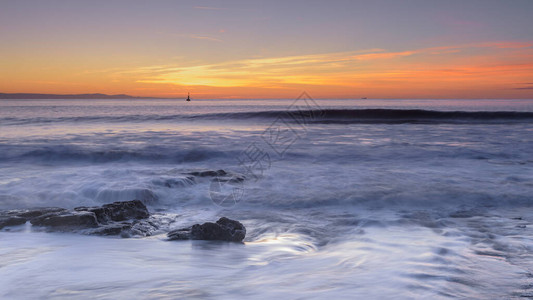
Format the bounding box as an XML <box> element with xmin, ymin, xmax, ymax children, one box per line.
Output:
<box><xmin>168</xmin><ymin>217</ymin><xmax>246</xmax><ymax>242</ymax></box>
<box><xmin>89</xmin><ymin>223</ymin><xmax>133</xmax><ymax>236</ymax></box>
<box><xmin>8</xmin><ymin>207</ymin><xmax>67</xmax><ymax>219</ymax></box>
<box><xmin>187</xmin><ymin>169</ymin><xmax>227</xmax><ymax>177</ymax></box>
<box><xmin>31</xmin><ymin>211</ymin><xmax>99</xmax><ymax>229</ymax></box>
<box><xmin>75</xmin><ymin>200</ymin><xmax>149</xmax><ymax>223</ymax></box>
<box><xmin>0</xmin><ymin>216</ymin><xmax>27</xmax><ymax>229</ymax></box>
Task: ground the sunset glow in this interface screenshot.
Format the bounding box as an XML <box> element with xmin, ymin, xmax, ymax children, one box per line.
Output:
<box><xmin>1</xmin><ymin>0</ymin><xmax>532</xmax><ymax>99</ymax></box>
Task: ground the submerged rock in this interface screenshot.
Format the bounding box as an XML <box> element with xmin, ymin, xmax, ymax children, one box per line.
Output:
<box><xmin>186</xmin><ymin>169</ymin><xmax>228</xmax><ymax>177</ymax></box>
<box><xmin>186</xmin><ymin>169</ymin><xmax>246</xmax><ymax>183</ymax></box>
<box><xmin>88</xmin><ymin>222</ymin><xmax>133</xmax><ymax>236</ymax></box>
<box><xmin>168</xmin><ymin>217</ymin><xmax>246</xmax><ymax>242</ymax></box>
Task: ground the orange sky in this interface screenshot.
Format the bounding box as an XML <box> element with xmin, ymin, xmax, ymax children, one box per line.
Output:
<box><xmin>1</xmin><ymin>1</ymin><xmax>533</xmax><ymax>99</ymax></box>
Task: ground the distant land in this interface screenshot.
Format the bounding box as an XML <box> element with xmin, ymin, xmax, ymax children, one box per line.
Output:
<box><xmin>0</xmin><ymin>93</ymin><xmax>162</xmax><ymax>99</ymax></box>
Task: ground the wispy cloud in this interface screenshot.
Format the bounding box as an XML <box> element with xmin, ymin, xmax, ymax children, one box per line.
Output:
<box><xmin>128</xmin><ymin>42</ymin><xmax>531</xmax><ymax>89</ymax></box>
<box><xmin>83</xmin><ymin>40</ymin><xmax>531</xmax><ymax>98</ymax></box>
<box><xmin>513</xmin><ymin>82</ymin><xmax>533</xmax><ymax>90</ymax></box>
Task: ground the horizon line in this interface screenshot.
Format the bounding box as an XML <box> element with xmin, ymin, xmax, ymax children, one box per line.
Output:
<box><xmin>1</xmin><ymin>92</ymin><xmax>533</xmax><ymax>100</ymax></box>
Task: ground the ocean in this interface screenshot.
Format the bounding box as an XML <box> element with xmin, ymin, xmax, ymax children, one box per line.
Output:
<box><xmin>1</xmin><ymin>98</ymin><xmax>532</xmax><ymax>299</ymax></box>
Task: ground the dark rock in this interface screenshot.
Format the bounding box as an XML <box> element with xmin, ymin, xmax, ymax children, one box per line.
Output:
<box><xmin>0</xmin><ymin>216</ymin><xmax>27</xmax><ymax>229</ymax></box>
<box><xmin>75</xmin><ymin>200</ymin><xmax>149</xmax><ymax>223</ymax></box>
<box><xmin>7</xmin><ymin>207</ymin><xmax>67</xmax><ymax>219</ymax></box>
<box><xmin>187</xmin><ymin>169</ymin><xmax>227</xmax><ymax>177</ymax></box>
<box><xmin>86</xmin><ymin>218</ymin><xmax>159</xmax><ymax>237</ymax></box>
<box><xmin>168</xmin><ymin>217</ymin><xmax>246</xmax><ymax>242</ymax></box>
<box><xmin>1</xmin><ymin>200</ymin><xmax>152</xmax><ymax>236</ymax></box>
<box><xmin>129</xmin><ymin>219</ymin><xmax>159</xmax><ymax>237</ymax></box>
<box><xmin>89</xmin><ymin>223</ymin><xmax>133</xmax><ymax>236</ymax></box>
<box><xmin>31</xmin><ymin>211</ymin><xmax>99</xmax><ymax>228</ymax></box>
<box><xmin>1</xmin><ymin>207</ymin><xmax>68</xmax><ymax>229</ymax></box>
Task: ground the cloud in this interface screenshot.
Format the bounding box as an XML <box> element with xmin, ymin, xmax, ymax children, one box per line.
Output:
<box><xmin>110</xmin><ymin>41</ymin><xmax>533</xmax><ymax>95</ymax></box>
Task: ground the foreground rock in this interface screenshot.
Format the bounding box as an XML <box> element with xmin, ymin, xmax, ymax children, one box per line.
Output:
<box><xmin>31</xmin><ymin>211</ymin><xmax>99</xmax><ymax>228</ymax></box>
<box><xmin>0</xmin><ymin>216</ymin><xmax>27</xmax><ymax>229</ymax></box>
<box><xmin>168</xmin><ymin>217</ymin><xmax>246</xmax><ymax>242</ymax></box>
<box><xmin>0</xmin><ymin>200</ymin><xmax>157</xmax><ymax>236</ymax></box>
<box><xmin>2</xmin><ymin>201</ymin><xmax>247</xmax><ymax>241</ymax></box>
<box><xmin>74</xmin><ymin>200</ymin><xmax>149</xmax><ymax>223</ymax></box>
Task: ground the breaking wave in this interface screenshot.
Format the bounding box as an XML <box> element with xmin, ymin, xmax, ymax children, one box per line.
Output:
<box><xmin>2</xmin><ymin>109</ymin><xmax>533</xmax><ymax>125</ymax></box>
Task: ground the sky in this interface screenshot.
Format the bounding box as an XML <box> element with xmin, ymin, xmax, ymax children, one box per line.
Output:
<box><xmin>1</xmin><ymin>0</ymin><xmax>532</xmax><ymax>99</ymax></box>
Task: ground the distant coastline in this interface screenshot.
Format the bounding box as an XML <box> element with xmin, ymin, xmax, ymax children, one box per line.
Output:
<box><xmin>0</xmin><ymin>93</ymin><xmax>161</xmax><ymax>100</ymax></box>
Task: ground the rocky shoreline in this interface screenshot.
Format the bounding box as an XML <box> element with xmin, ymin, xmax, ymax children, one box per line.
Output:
<box><xmin>0</xmin><ymin>200</ymin><xmax>246</xmax><ymax>242</ymax></box>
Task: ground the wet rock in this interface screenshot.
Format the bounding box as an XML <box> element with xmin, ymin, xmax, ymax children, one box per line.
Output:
<box><xmin>86</xmin><ymin>218</ymin><xmax>159</xmax><ymax>237</ymax></box>
<box><xmin>1</xmin><ymin>200</ymin><xmax>152</xmax><ymax>236</ymax></box>
<box><xmin>187</xmin><ymin>169</ymin><xmax>227</xmax><ymax>177</ymax></box>
<box><xmin>31</xmin><ymin>211</ymin><xmax>99</xmax><ymax>229</ymax></box>
<box><xmin>1</xmin><ymin>207</ymin><xmax>68</xmax><ymax>229</ymax></box>
<box><xmin>168</xmin><ymin>217</ymin><xmax>246</xmax><ymax>242</ymax></box>
<box><xmin>186</xmin><ymin>169</ymin><xmax>246</xmax><ymax>183</ymax></box>
<box><xmin>89</xmin><ymin>223</ymin><xmax>133</xmax><ymax>236</ymax></box>
<box><xmin>129</xmin><ymin>219</ymin><xmax>160</xmax><ymax>237</ymax></box>
<box><xmin>0</xmin><ymin>216</ymin><xmax>27</xmax><ymax>229</ymax></box>
<box><xmin>74</xmin><ymin>200</ymin><xmax>149</xmax><ymax>223</ymax></box>
<box><xmin>7</xmin><ymin>207</ymin><xmax>67</xmax><ymax>219</ymax></box>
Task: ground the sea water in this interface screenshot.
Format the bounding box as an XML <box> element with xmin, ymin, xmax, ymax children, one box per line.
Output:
<box><xmin>1</xmin><ymin>98</ymin><xmax>532</xmax><ymax>299</ymax></box>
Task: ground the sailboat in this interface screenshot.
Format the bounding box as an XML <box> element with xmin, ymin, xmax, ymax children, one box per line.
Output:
<box><xmin>186</xmin><ymin>92</ymin><xmax>191</xmax><ymax>102</ymax></box>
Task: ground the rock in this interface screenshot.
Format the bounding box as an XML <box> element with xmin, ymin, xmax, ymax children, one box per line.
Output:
<box><xmin>7</xmin><ymin>207</ymin><xmax>67</xmax><ymax>219</ymax></box>
<box><xmin>168</xmin><ymin>217</ymin><xmax>246</xmax><ymax>242</ymax></box>
<box><xmin>0</xmin><ymin>216</ymin><xmax>27</xmax><ymax>229</ymax></box>
<box><xmin>1</xmin><ymin>207</ymin><xmax>68</xmax><ymax>229</ymax></box>
<box><xmin>187</xmin><ymin>169</ymin><xmax>227</xmax><ymax>177</ymax></box>
<box><xmin>186</xmin><ymin>169</ymin><xmax>246</xmax><ymax>183</ymax></box>
<box><xmin>0</xmin><ymin>200</ymin><xmax>152</xmax><ymax>236</ymax></box>
<box><xmin>89</xmin><ymin>223</ymin><xmax>133</xmax><ymax>236</ymax></box>
<box><xmin>31</xmin><ymin>211</ymin><xmax>99</xmax><ymax>229</ymax></box>
<box><xmin>75</xmin><ymin>200</ymin><xmax>149</xmax><ymax>223</ymax></box>
<box><xmin>129</xmin><ymin>219</ymin><xmax>159</xmax><ymax>237</ymax></box>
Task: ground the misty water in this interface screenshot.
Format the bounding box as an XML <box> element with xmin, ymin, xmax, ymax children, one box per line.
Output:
<box><xmin>1</xmin><ymin>98</ymin><xmax>533</xmax><ymax>299</ymax></box>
